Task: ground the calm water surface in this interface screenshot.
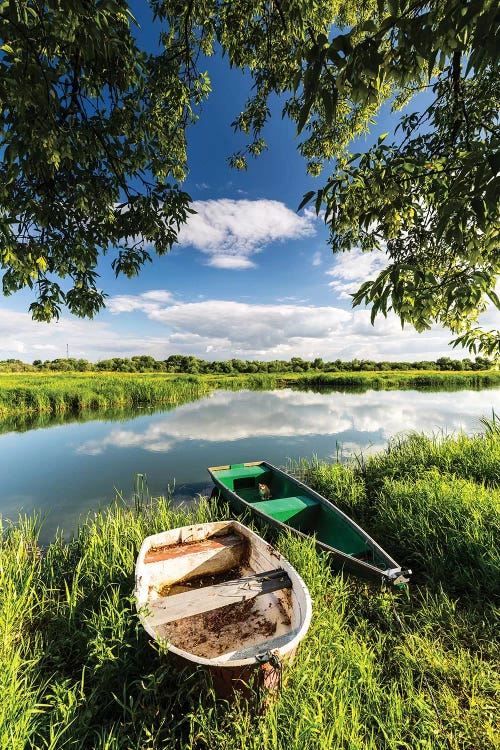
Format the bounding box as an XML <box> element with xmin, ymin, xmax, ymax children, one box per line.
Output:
<box><xmin>1</xmin><ymin>387</ymin><xmax>498</xmax><ymax>544</ymax></box>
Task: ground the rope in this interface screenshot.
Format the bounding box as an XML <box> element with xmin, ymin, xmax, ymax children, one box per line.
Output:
<box><xmin>256</xmin><ymin>650</ymin><xmax>283</xmax><ymax>693</ymax></box>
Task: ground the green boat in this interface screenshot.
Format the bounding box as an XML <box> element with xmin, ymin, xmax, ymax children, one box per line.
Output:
<box><xmin>208</xmin><ymin>461</ymin><xmax>411</xmax><ymax>586</ymax></box>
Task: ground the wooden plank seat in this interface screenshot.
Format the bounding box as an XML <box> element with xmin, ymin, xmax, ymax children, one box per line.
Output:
<box><xmin>219</xmin><ymin>627</ymin><xmax>302</xmax><ymax>661</ymax></box>
<box><xmin>144</xmin><ymin>533</ymin><xmax>243</xmax><ymax>564</ymax></box>
<box><xmin>215</xmin><ymin>464</ymin><xmax>269</xmax><ymax>482</ymax></box>
<box><xmin>146</xmin><ymin>568</ymin><xmax>292</xmax><ymax>627</ymax></box>
<box><xmin>252</xmin><ymin>495</ymin><xmax>318</xmax><ymax>523</ymax></box>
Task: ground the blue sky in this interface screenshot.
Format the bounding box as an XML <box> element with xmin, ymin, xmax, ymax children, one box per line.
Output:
<box><xmin>1</xmin><ymin>13</ymin><xmax>497</xmax><ymax>364</ymax></box>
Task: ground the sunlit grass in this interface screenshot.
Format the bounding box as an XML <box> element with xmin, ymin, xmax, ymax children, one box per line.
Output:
<box><xmin>299</xmin><ymin>431</ymin><xmax>500</xmax><ymax>601</ymax></box>
<box><xmin>290</xmin><ymin>370</ymin><xmax>500</xmax><ymax>391</ymax></box>
<box><xmin>0</xmin><ymin>373</ymin><xmax>209</xmax><ymax>418</ymax></box>
<box><xmin>2</xmin><ymin>427</ymin><xmax>499</xmax><ymax>748</ymax></box>
<box><xmin>1</xmin><ymin>369</ymin><xmax>499</xmax><ymax>419</ymax></box>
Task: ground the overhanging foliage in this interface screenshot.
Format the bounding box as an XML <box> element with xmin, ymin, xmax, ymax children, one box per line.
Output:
<box><xmin>0</xmin><ymin>1</ymin><xmax>498</xmax><ymax>354</ymax></box>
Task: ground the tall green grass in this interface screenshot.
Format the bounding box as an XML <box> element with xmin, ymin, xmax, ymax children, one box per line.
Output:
<box><xmin>2</xmin><ymin>428</ymin><xmax>499</xmax><ymax>749</ymax></box>
<box><xmin>290</xmin><ymin>371</ymin><xmax>500</xmax><ymax>390</ymax></box>
<box><xmin>2</xmin><ymin>370</ymin><xmax>499</xmax><ymax>420</ymax></box>
<box><xmin>0</xmin><ymin>374</ymin><xmax>209</xmax><ymax>418</ymax></box>
<box><xmin>298</xmin><ymin>431</ymin><xmax>500</xmax><ymax>601</ymax></box>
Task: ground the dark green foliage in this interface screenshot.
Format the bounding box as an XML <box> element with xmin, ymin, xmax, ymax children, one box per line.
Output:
<box><xmin>1</xmin><ymin>2</ymin><xmax>498</xmax><ymax>354</ymax></box>
<box><xmin>0</xmin><ymin>354</ymin><xmax>495</xmax><ymax>374</ymax></box>
<box><xmin>0</xmin><ymin>1</ymin><xmax>201</xmax><ymax>320</ymax></box>
<box><xmin>292</xmin><ymin>1</ymin><xmax>500</xmax><ymax>354</ymax></box>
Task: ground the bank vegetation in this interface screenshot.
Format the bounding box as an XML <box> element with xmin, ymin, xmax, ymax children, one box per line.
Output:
<box><xmin>1</xmin><ymin>368</ymin><xmax>500</xmax><ymax>421</ymax></box>
<box><xmin>1</xmin><ymin>427</ymin><xmax>498</xmax><ymax>749</ymax></box>
<box><xmin>0</xmin><ymin>354</ymin><xmax>494</xmax><ymax>374</ymax></box>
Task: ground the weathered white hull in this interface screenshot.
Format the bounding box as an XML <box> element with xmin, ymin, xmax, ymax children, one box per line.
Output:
<box><xmin>135</xmin><ymin>520</ymin><xmax>312</xmax><ymax>696</ymax></box>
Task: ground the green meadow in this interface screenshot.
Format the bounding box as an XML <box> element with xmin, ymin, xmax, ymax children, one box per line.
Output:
<box><xmin>1</xmin><ymin>428</ymin><xmax>498</xmax><ymax>749</ymax></box>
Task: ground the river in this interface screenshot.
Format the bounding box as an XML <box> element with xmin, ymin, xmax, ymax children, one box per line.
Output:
<box><xmin>1</xmin><ymin>386</ymin><xmax>498</xmax><ymax>544</ymax></box>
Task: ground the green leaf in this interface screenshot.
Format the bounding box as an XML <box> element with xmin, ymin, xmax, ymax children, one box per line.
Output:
<box><xmin>297</xmin><ymin>96</ymin><xmax>314</xmax><ymax>135</ymax></box>
<box><xmin>358</xmin><ymin>20</ymin><xmax>378</xmax><ymax>34</ymax></box>
<box><xmin>487</xmin><ymin>151</ymin><xmax>500</xmax><ymax>176</ymax></box>
<box><xmin>329</xmin><ymin>35</ymin><xmax>353</xmax><ymax>55</ymax></box>
<box><xmin>297</xmin><ymin>191</ymin><xmax>315</xmax><ymax>211</ymax></box>
<box><xmin>315</xmin><ymin>189</ymin><xmax>324</xmax><ymax>215</ymax></box>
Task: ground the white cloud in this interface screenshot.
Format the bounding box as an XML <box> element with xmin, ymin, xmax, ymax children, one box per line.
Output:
<box><xmin>141</xmin><ymin>290</ymin><xmax>174</xmax><ymax>303</ymax></box>
<box><xmin>312</xmin><ymin>250</ymin><xmax>322</xmax><ymax>266</ymax></box>
<box><xmin>107</xmin><ymin>290</ymin><xmax>173</xmax><ymax>315</ymax></box>
<box><xmin>150</xmin><ymin>300</ymin><xmax>352</xmax><ymax>351</ymax></box>
<box><xmin>0</xmin><ymin>308</ymin><xmax>168</xmax><ymax>362</ymax></box>
<box><xmin>177</xmin><ymin>198</ymin><xmax>317</xmax><ymax>268</ymax></box>
<box><xmin>479</xmin><ymin>302</ymin><xmax>500</xmax><ymax>328</ymax></box>
<box><xmin>326</xmin><ymin>247</ymin><xmax>388</xmax><ymax>298</ymax></box>
<box><xmin>2</xmin><ymin>292</ymin><xmax>498</xmax><ymax>365</ymax></box>
<box><xmin>142</xmin><ymin>298</ymin><xmax>472</xmax><ymax>361</ymax></box>
<box><xmin>76</xmin><ymin>388</ymin><xmax>499</xmax><ymax>456</ymax></box>
<box><xmin>207</xmin><ymin>255</ymin><xmax>256</xmax><ymax>270</ymax></box>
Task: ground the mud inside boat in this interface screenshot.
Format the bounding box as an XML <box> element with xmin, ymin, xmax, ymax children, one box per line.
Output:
<box><xmin>157</xmin><ymin>571</ymin><xmax>293</xmax><ymax>660</ymax></box>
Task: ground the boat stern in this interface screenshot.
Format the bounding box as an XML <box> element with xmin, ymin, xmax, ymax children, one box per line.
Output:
<box><xmin>384</xmin><ymin>567</ymin><xmax>412</xmax><ymax>587</ymax></box>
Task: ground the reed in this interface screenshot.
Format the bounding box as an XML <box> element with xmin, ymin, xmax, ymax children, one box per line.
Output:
<box><xmin>0</xmin><ymin>374</ymin><xmax>209</xmax><ymax>418</ymax></box>
<box><xmin>289</xmin><ymin>370</ymin><xmax>500</xmax><ymax>391</ymax></box>
<box><xmin>480</xmin><ymin>409</ymin><xmax>500</xmax><ymax>436</ymax></box>
<box><xmin>2</xmin><ymin>370</ymin><xmax>500</xmax><ymax>419</ymax></box>
<box><xmin>2</xmin><ymin>430</ymin><xmax>499</xmax><ymax>749</ymax></box>
<box><xmin>361</xmin><ymin>431</ymin><xmax>500</xmax><ymax>490</ymax></box>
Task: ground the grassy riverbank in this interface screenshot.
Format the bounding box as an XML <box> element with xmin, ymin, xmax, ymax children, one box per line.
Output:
<box><xmin>285</xmin><ymin>369</ymin><xmax>500</xmax><ymax>391</ymax></box>
<box><xmin>1</xmin><ymin>369</ymin><xmax>499</xmax><ymax>418</ymax></box>
<box><xmin>0</xmin><ymin>373</ymin><xmax>209</xmax><ymax>418</ymax></box>
<box><xmin>2</xmin><ymin>430</ymin><xmax>498</xmax><ymax>749</ymax></box>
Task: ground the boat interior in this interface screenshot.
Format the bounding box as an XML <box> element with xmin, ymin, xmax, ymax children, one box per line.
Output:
<box><xmin>214</xmin><ymin>463</ymin><xmax>387</xmax><ymax>567</ymax></box>
<box><xmin>139</xmin><ymin>523</ymin><xmax>301</xmax><ymax>662</ymax></box>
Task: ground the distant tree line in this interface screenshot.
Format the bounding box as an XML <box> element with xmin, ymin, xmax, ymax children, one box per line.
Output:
<box><xmin>0</xmin><ymin>355</ymin><xmax>494</xmax><ymax>374</ymax></box>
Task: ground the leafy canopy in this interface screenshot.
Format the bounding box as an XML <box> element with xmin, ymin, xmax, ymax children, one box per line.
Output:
<box><xmin>0</xmin><ymin>0</ymin><xmax>206</xmax><ymax>319</ymax></box>
<box><xmin>0</xmin><ymin>1</ymin><xmax>499</xmax><ymax>354</ymax></box>
<box><xmin>294</xmin><ymin>0</ymin><xmax>500</xmax><ymax>357</ymax></box>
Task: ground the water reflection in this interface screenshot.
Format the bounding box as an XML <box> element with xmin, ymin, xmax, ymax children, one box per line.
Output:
<box><xmin>0</xmin><ymin>402</ymin><xmax>182</xmax><ymax>436</ymax></box>
<box><xmin>1</xmin><ymin>387</ymin><xmax>498</xmax><ymax>544</ymax></box>
<box><xmin>76</xmin><ymin>388</ymin><xmax>496</xmax><ymax>457</ymax></box>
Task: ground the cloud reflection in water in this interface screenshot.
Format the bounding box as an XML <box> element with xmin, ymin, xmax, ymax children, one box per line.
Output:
<box><xmin>75</xmin><ymin>388</ymin><xmax>495</xmax><ymax>457</ymax></box>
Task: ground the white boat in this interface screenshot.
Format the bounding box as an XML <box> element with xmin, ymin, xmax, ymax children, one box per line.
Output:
<box><xmin>135</xmin><ymin>519</ymin><xmax>312</xmax><ymax>697</ymax></box>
